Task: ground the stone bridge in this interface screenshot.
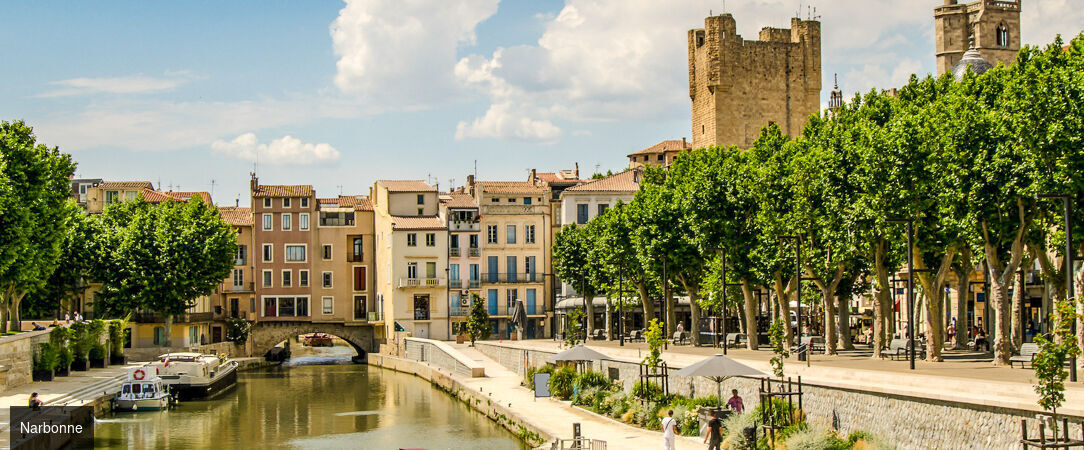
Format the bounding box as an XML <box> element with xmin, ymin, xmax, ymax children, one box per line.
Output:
<box><xmin>249</xmin><ymin>321</ymin><xmax>376</xmax><ymax>362</ymax></box>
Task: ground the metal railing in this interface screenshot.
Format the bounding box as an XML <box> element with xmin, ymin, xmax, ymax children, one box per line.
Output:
<box><xmin>348</xmin><ymin>254</ymin><xmax>364</xmax><ymax>262</ymax></box>
<box><xmin>450</xmin><ymin>279</ymin><xmax>463</xmax><ymax>288</ymax></box>
<box><xmin>354</xmin><ymin>311</ymin><xmax>383</xmax><ymax>321</ymax></box>
<box><xmin>468</xmin><ymin>280</ymin><xmax>481</xmax><ymax>288</ymax></box>
<box><xmin>483</xmin><ymin>273</ymin><xmax>542</xmax><ymax>283</ymax></box>
<box><xmin>549</xmin><ymin>438</ymin><xmax>607</xmax><ymax>450</ymax></box>
<box><xmin>227</xmin><ymin>282</ymin><xmax>254</xmax><ymax>292</ymax></box>
<box><xmin>449</xmin><ymin>248</ymin><xmax>461</xmax><ymax>257</ymax></box>
<box><xmin>468</xmin><ymin>248</ymin><xmax>481</xmax><ymax>257</ymax></box>
<box><xmin>450</xmin><ymin>306</ymin><xmax>470</xmax><ymax>316</ymax></box>
<box><xmin>398</xmin><ymin>277</ymin><xmax>446</xmax><ymax>288</ymax></box>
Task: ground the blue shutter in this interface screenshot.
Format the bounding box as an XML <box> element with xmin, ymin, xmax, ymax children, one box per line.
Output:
<box><xmin>507</xmin><ymin>256</ymin><xmax>517</xmax><ymax>282</ymax></box>
<box><xmin>487</xmin><ymin>256</ymin><xmax>498</xmax><ymax>282</ymax></box>
<box><xmin>526</xmin><ymin>289</ymin><xmax>536</xmax><ymax>315</ymax></box>
<box><xmin>488</xmin><ymin>289</ymin><xmax>498</xmax><ymax>315</ymax></box>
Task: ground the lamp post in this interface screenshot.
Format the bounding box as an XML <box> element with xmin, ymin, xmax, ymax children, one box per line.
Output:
<box><xmin>886</xmin><ymin>218</ymin><xmax>917</xmax><ymax>370</ymax></box>
<box><xmin>779</xmin><ymin>236</ymin><xmax>803</xmax><ymax>345</ymax></box>
<box><xmin>662</xmin><ymin>259</ymin><xmax>668</xmax><ymax>351</ymax></box>
<box><xmin>619</xmin><ymin>269</ymin><xmax>625</xmax><ymax>347</ymax></box>
<box><xmin>1039</xmin><ymin>194</ymin><xmax>1077</xmax><ymax>382</ymax></box>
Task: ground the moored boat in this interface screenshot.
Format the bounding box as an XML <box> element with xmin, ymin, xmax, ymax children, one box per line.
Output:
<box><xmin>148</xmin><ymin>352</ymin><xmax>238</xmax><ymax>401</ymax></box>
<box><xmin>303</xmin><ymin>333</ymin><xmax>334</xmax><ymax>347</ymax></box>
<box><xmin>114</xmin><ymin>368</ymin><xmax>171</xmax><ymax>411</ymax></box>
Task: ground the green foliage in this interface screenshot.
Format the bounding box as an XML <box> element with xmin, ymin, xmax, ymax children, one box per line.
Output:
<box><xmin>548</xmin><ymin>365</ymin><xmax>576</xmax><ymax>400</ymax></box>
<box><xmin>783</xmin><ymin>426</ymin><xmax>849</xmax><ymax>450</ymax></box>
<box><xmin>573</xmin><ymin>370</ymin><xmax>610</xmax><ymax>391</ymax></box>
<box><xmin>563</xmin><ymin>307</ymin><xmax>584</xmax><ymax>347</ymax></box>
<box><xmin>50</xmin><ymin>327</ymin><xmax>73</xmax><ymax>368</ymax></box>
<box><xmin>642</xmin><ymin>318</ymin><xmax>664</xmax><ymax>368</ymax></box>
<box><xmin>769</xmin><ymin>318</ymin><xmax>789</xmax><ymax>378</ymax></box>
<box><xmin>465</xmin><ymin>294</ymin><xmax>490</xmax><ymax>345</ymax></box>
<box><xmin>225</xmin><ymin>317</ymin><xmax>251</xmax><ymax>345</ymax></box>
<box><xmin>68</xmin><ymin>321</ymin><xmax>91</xmax><ymax>362</ymax></box>
<box><xmin>524</xmin><ymin>364</ymin><xmax>554</xmax><ymax>387</ymax></box>
<box><xmin>721</xmin><ymin>412</ymin><xmax>758</xmax><ymax>448</ymax></box>
<box><xmin>756</xmin><ymin>397</ymin><xmax>801</xmax><ymax>429</ymax></box>
<box><xmin>88</xmin><ymin>319</ymin><xmax>108</xmax><ymax>359</ymax></box>
<box><xmin>33</xmin><ymin>342</ymin><xmax>59</xmax><ymax>372</ymax></box>
<box><xmin>108</xmin><ymin>315</ymin><xmax>130</xmax><ymax>357</ymax></box>
<box><xmin>1033</xmin><ymin>298</ymin><xmax>1082</xmax><ymax>421</ymax></box>
<box><xmin>632</xmin><ymin>381</ymin><xmax>662</xmax><ymax>400</ymax></box>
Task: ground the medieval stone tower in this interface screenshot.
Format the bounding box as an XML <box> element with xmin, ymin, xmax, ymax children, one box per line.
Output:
<box><xmin>935</xmin><ymin>0</ymin><xmax>1021</xmax><ymax>76</ymax></box>
<box><xmin>688</xmin><ymin>14</ymin><xmax>821</xmax><ymax>149</ymax></box>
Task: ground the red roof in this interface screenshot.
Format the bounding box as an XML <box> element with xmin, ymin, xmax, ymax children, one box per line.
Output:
<box><xmin>391</xmin><ymin>216</ymin><xmax>446</xmax><ymax>231</ymax></box>
<box><xmin>378</xmin><ymin>180</ymin><xmax>436</xmax><ymax>192</ymax></box>
<box><xmin>217</xmin><ymin>206</ymin><xmax>253</xmax><ymax>226</ymax></box>
<box><xmin>253</xmin><ymin>185</ymin><xmax>314</xmax><ymax>198</ymax></box>
<box><xmin>99</xmin><ymin>181</ymin><xmax>154</xmax><ymax>190</ymax></box>
<box><xmin>441</xmin><ymin>192</ymin><xmax>478</xmax><ymax>208</ymax></box>
<box><xmin>142</xmin><ymin>189</ymin><xmax>212</xmax><ymax>204</ymax></box>
<box><xmin>565</xmin><ymin>169</ymin><xmax>641</xmax><ymax>193</ymax></box>
<box><xmin>627</xmin><ymin>139</ymin><xmax>691</xmax><ymax>157</ymax></box>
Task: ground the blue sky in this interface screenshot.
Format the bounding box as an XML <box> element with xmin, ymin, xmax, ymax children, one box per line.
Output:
<box><xmin>2</xmin><ymin>0</ymin><xmax>1081</xmax><ymax>206</ymax></box>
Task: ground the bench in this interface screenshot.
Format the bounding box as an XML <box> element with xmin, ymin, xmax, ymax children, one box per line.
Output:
<box><xmin>672</xmin><ymin>331</ymin><xmax>688</xmax><ymax>345</ymax></box>
<box><xmin>725</xmin><ymin>333</ymin><xmax>743</xmax><ymax>348</ymax></box>
<box><xmin>888</xmin><ymin>339</ymin><xmax>926</xmax><ymax>361</ymax></box>
<box><xmin>625</xmin><ymin>330</ymin><xmax>643</xmax><ymax>342</ymax></box>
<box><xmin>591</xmin><ymin>329</ymin><xmax>606</xmax><ymax>340</ymax></box>
<box><xmin>1010</xmin><ymin>343</ymin><xmax>1040</xmax><ymax>368</ymax></box>
<box><xmin>800</xmin><ymin>336</ymin><xmax>824</xmax><ymax>353</ymax></box>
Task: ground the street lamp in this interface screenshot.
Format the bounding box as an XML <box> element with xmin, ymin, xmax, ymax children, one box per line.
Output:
<box><xmin>1039</xmin><ymin>194</ymin><xmax>1077</xmax><ymax>383</ymax></box>
<box><xmin>618</xmin><ymin>269</ymin><xmax>625</xmax><ymax>347</ymax></box>
<box><xmin>779</xmin><ymin>236</ymin><xmax>803</xmax><ymax>345</ymax></box>
<box><xmin>886</xmin><ymin>218</ymin><xmax>917</xmax><ymax>370</ymax></box>
<box><xmin>661</xmin><ymin>259</ymin><xmax>668</xmax><ymax>350</ymax></box>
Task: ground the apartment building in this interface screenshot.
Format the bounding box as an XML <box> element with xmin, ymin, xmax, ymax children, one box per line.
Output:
<box><xmin>314</xmin><ymin>195</ymin><xmax>378</xmax><ymax>328</ymax></box>
<box><xmin>372</xmin><ymin>180</ymin><xmax>449</xmax><ymax>340</ymax></box>
<box><xmin>626</xmin><ymin>138</ymin><xmax>692</xmax><ymax>169</ymax></box>
<box><xmin>69</xmin><ymin>178</ymin><xmax>102</xmax><ymax>209</ymax></box>
<box><xmin>216</xmin><ymin>205</ymin><xmax>256</xmax><ymax>334</ymax></box>
<box><xmin>473</xmin><ymin>180</ymin><xmax>551</xmax><ymax>339</ymax></box>
<box><xmin>84</xmin><ymin>181</ymin><xmax>155</xmax><ymax>213</ymax></box>
<box><xmin>439</xmin><ymin>189</ymin><xmax>481</xmax><ymax>334</ymax></box>
<box><xmin>250</xmin><ymin>176</ymin><xmax>318</xmax><ymax>322</ymax></box>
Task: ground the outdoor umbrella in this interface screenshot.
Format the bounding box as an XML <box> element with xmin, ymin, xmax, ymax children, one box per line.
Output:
<box><xmin>510</xmin><ymin>299</ymin><xmax>527</xmax><ymax>339</ymax></box>
<box><xmin>552</xmin><ymin>344</ymin><xmax>610</xmax><ymax>372</ymax></box>
<box><xmin>674</xmin><ymin>354</ymin><xmax>764</xmax><ymax>409</ymax></box>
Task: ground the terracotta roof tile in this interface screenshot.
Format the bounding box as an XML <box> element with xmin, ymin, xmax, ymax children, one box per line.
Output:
<box><xmin>354</xmin><ymin>197</ymin><xmax>374</xmax><ymax>211</ymax></box>
<box><xmin>319</xmin><ymin>195</ymin><xmax>374</xmax><ymax>211</ymax></box>
<box><xmin>534</xmin><ymin>171</ymin><xmax>581</xmax><ymax>184</ymax></box>
<box><xmin>441</xmin><ymin>192</ymin><xmax>478</xmax><ymax>209</ymax></box>
<box><xmin>391</xmin><ymin>216</ymin><xmax>446</xmax><ymax>230</ymax></box>
<box><xmin>98</xmin><ymin>181</ymin><xmax>154</xmax><ymax>190</ymax></box>
<box><xmin>253</xmin><ymin>185</ymin><xmax>314</xmax><ymax>198</ymax></box>
<box><xmin>627</xmin><ymin>139</ymin><xmax>691</xmax><ymax>157</ymax></box>
<box><xmin>378</xmin><ymin>180</ymin><xmax>436</xmax><ymax>192</ymax></box>
<box><xmin>565</xmin><ymin>169</ymin><xmax>642</xmax><ymax>193</ymax></box>
<box><xmin>142</xmin><ymin>189</ymin><xmax>212</xmax><ymax>204</ymax></box>
<box><xmin>477</xmin><ymin>181</ymin><xmax>549</xmax><ymax>195</ymax></box>
<box><xmin>217</xmin><ymin>206</ymin><xmax>253</xmax><ymax>226</ymax></box>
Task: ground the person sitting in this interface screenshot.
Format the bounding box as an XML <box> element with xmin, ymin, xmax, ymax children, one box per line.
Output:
<box><xmin>50</xmin><ymin>319</ymin><xmax>59</xmax><ymax>327</ymax></box>
<box><xmin>726</xmin><ymin>389</ymin><xmax>744</xmax><ymax>414</ymax></box>
<box><xmin>32</xmin><ymin>322</ymin><xmax>46</xmax><ymax>331</ymax></box>
<box><xmin>29</xmin><ymin>392</ymin><xmax>43</xmax><ymax>410</ymax></box>
<box><xmin>974</xmin><ymin>328</ymin><xmax>989</xmax><ymax>352</ymax></box>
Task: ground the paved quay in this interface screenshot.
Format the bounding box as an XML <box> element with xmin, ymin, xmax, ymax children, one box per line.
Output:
<box><xmin>498</xmin><ymin>339</ymin><xmax>1084</xmax><ymax>417</ymax></box>
<box><xmin>447</xmin><ymin>343</ymin><xmax>705</xmax><ymax>450</ymax></box>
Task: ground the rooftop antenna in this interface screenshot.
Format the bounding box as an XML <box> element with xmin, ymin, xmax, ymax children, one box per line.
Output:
<box><xmin>449</xmin><ymin>178</ymin><xmax>455</xmax><ymax>191</ymax></box>
<box><xmin>157</xmin><ymin>178</ymin><xmax>161</xmax><ymax>190</ymax></box>
<box><xmin>796</xmin><ymin>1</ymin><xmax>801</xmax><ymax>19</ymax></box>
<box><xmin>812</xmin><ymin>6</ymin><xmax>821</xmax><ymax>21</ymax></box>
<box><xmin>337</xmin><ymin>184</ymin><xmax>343</xmax><ymax>196</ymax></box>
<box><xmin>473</xmin><ymin>160</ymin><xmax>478</xmax><ymax>180</ymax></box>
<box><xmin>210</xmin><ymin>179</ymin><xmax>216</xmax><ymax>197</ymax></box>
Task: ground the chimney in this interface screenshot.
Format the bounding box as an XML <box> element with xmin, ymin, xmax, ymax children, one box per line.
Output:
<box><xmin>249</xmin><ymin>172</ymin><xmax>258</xmax><ymax>193</ymax></box>
<box><xmin>529</xmin><ymin>169</ymin><xmax>536</xmax><ymax>183</ymax></box>
<box><xmin>682</xmin><ymin>137</ymin><xmax>687</xmax><ymax>149</ymax></box>
<box><xmin>467</xmin><ymin>174</ymin><xmax>475</xmax><ymax>195</ymax></box>
<box><xmin>574</xmin><ymin>163</ymin><xmax>579</xmax><ymax>179</ymax></box>
<box><xmin>235</xmin><ymin>198</ymin><xmax>239</xmax><ymax>207</ymax></box>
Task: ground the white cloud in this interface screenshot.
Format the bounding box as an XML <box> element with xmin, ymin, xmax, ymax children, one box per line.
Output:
<box><xmin>37</xmin><ymin>74</ymin><xmax>191</xmax><ymax>98</ymax></box>
<box><xmin>1021</xmin><ymin>0</ymin><xmax>1084</xmax><ymax>47</ymax></box>
<box><xmin>455</xmin><ymin>102</ymin><xmax>561</xmax><ymax>142</ymax></box>
<box><xmin>329</xmin><ymin>0</ymin><xmax>500</xmax><ymax>108</ymax></box>
<box><xmin>212</xmin><ymin>133</ymin><xmax>341</xmax><ymax>165</ymax></box>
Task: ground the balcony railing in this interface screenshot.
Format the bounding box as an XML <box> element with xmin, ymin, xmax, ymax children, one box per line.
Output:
<box><xmin>483</xmin><ymin>273</ymin><xmax>542</xmax><ymax>283</ymax></box>
<box><xmin>468</xmin><ymin>248</ymin><xmax>481</xmax><ymax>257</ymax></box>
<box><xmin>449</xmin><ymin>248</ymin><xmax>461</xmax><ymax>257</ymax></box>
<box><xmin>414</xmin><ymin>310</ymin><xmax>430</xmax><ymax>320</ymax></box>
<box><xmin>348</xmin><ymin>254</ymin><xmax>363</xmax><ymax>262</ymax></box>
<box><xmin>449</xmin><ymin>221</ymin><xmax>480</xmax><ymax>232</ymax></box>
<box><xmin>234</xmin><ymin>257</ymin><xmax>247</xmax><ymax>266</ymax></box>
<box><xmin>354</xmin><ymin>310</ymin><xmax>383</xmax><ymax>322</ymax></box>
<box><xmin>449</xmin><ymin>279</ymin><xmax>463</xmax><ymax>288</ymax></box>
<box><xmin>132</xmin><ymin>312</ymin><xmax>215</xmax><ymax>323</ymax></box>
<box><xmin>450</xmin><ymin>306</ymin><xmax>470</xmax><ymax>316</ymax></box>
<box><xmin>227</xmin><ymin>282</ymin><xmax>255</xmax><ymax>293</ymax></box>
<box><xmin>468</xmin><ymin>280</ymin><xmax>480</xmax><ymax>289</ymax></box>
<box><xmin>398</xmin><ymin>277</ymin><xmax>447</xmax><ymax>289</ymax></box>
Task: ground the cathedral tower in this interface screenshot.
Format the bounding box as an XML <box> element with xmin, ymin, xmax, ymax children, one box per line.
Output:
<box><xmin>935</xmin><ymin>0</ymin><xmax>1021</xmax><ymax>76</ymax></box>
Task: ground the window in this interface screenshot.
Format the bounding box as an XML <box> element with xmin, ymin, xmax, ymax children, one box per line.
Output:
<box><xmin>235</xmin><ymin>245</ymin><xmax>247</xmax><ymax>265</ymax></box>
<box><xmin>263</xmin><ymin>198</ymin><xmax>271</xmax><ymax>208</ymax></box>
<box><xmin>283</xmin><ymin>198</ymin><xmax>291</xmax><ymax>208</ymax></box>
<box><xmin>487</xmin><ymin>225</ymin><xmax>498</xmax><ymax>243</ymax></box>
<box><xmin>450</xmin><ymin>234</ymin><xmax>459</xmax><ymax>248</ymax></box>
<box><xmin>487</xmin><ymin>256</ymin><xmax>498</xmax><ymax>282</ymax></box>
<box><xmin>413</xmin><ymin>295</ymin><xmax>430</xmax><ymax>320</ymax></box>
<box><xmin>506</xmin><ymin>225</ymin><xmax>516</xmax><ymax>244</ymax></box>
<box><xmin>525</xmin><ymin>225</ymin><xmax>536</xmax><ymax>244</ymax></box>
<box><xmin>282</xmin><ymin>270</ymin><xmax>292</xmax><ymax>287</ymax></box>
<box><xmin>232</xmin><ymin>269</ymin><xmax>244</xmax><ymax>287</ymax></box>
<box><xmin>285</xmin><ymin>245</ymin><xmax>306</xmax><ymax>262</ymax></box>
<box><xmin>407</xmin><ymin>262</ymin><xmax>418</xmax><ymax>279</ymax></box>
<box><xmin>506</xmin><ymin>256</ymin><xmax>517</xmax><ymax>282</ymax></box>
<box><xmin>264</xmin><ymin>297</ymin><xmax>276</xmax><ymax>317</ymax></box>
<box><xmin>105</xmin><ymin>191</ymin><xmax>119</xmax><ymax>205</ymax></box>
<box><xmin>323</xmin><ymin>244</ymin><xmax>333</xmax><ymax>260</ymax></box>
<box><xmin>319</xmin><ymin>211</ymin><xmax>355</xmax><ymax>226</ymax></box>
<box><xmin>282</xmin><ymin>213</ymin><xmax>292</xmax><ymax>230</ymax></box>
<box><xmin>526</xmin><ymin>256</ymin><xmax>537</xmax><ymax>281</ymax></box>
<box><xmin>657</xmin><ymin>154</ymin><xmax>664</xmax><ymax>161</ymax></box>
<box><xmin>322</xmin><ymin>272</ymin><xmax>333</xmax><ymax>288</ymax></box>
<box><xmin>418</xmin><ymin>208</ymin><xmax>424</xmax><ymax>215</ymax></box>
<box><xmin>469</xmin><ymin>234</ymin><xmax>479</xmax><ymax>248</ymax></box>
<box><xmin>297</xmin><ymin>297</ymin><xmax>309</xmax><ymax>316</ymax></box>
<box><xmin>322</xmin><ymin>296</ymin><xmax>334</xmax><ymax>315</ymax></box>
<box><xmin>299</xmin><ymin>270</ymin><xmax>309</xmax><ymax>287</ymax></box>
<box><xmin>416</xmin><ymin>194</ymin><xmax>425</xmax><ymax>205</ymax></box>
<box><xmin>506</xmin><ymin>288</ymin><xmax>518</xmax><ymax>309</ymax></box>
<box><xmin>523</xmin><ymin>197</ymin><xmax>532</xmax><ymax>205</ymax></box>
<box><xmin>491</xmin><ymin>198</ymin><xmax>499</xmax><ymax>203</ymax></box>
<box><xmin>407</xmin><ymin>233</ymin><xmax>417</xmax><ymax>247</ymax></box>
<box><xmin>353</xmin><ymin>266</ymin><xmax>367</xmax><ymax>291</ymax></box>
<box><xmin>997</xmin><ymin>24</ymin><xmax>1009</xmax><ymax>47</ymax></box>
<box><xmin>425</xmin><ymin>262</ymin><xmax>436</xmax><ymax>278</ymax></box>
<box><xmin>598</xmin><ymin>204</ymin><xmax>609</xmax><ymax>216</ymax></box>
<box><xmin>300</xmin><ymin>213</ymin><xmax>309</xmax><ymax>230</ymax></box>
<box><xmin>450</xmin><ymin>264</ymin><xmax>460</xmax><ymax>280</ymax></box>
<box><xmin>300</xmin><ymin>198</ymin><xmax>309</xmax><ymax>208</ymax></box>
<box><xmin>577</xmin><ymin>204</ymin><xmax>589</xmax><ymax>224</ymax></box>
<box><xmin>353</xmin><ymin>295</ymin><xmax>367</xmax><ymax>320</ymax></box>
<box><xmin>425</xmin><ymin>233</ymin><xmax>436</xmax><ymax>247</ymax></box>
<box><xmin>262</xmin><ymin>244</ymin><xmax>273</xmax><ymax>262</ymax></box>
<box><xmin>262</xmin><ymin>214</ymin><xmax>272</xmax><ymax>230</ymax></box>
<box><xmin>79</xmin><ymin>184</ymin><xmax>88</xmax><ymax>195</ymax></box>
<box><xmin>352</xmin><ymin>237</ymin><xmax>363</xmax><ymax>261</ymax></box>
<box><xmin>470</xmin><ymin>264</ymin><xmax>480</xmax><ymax>281</ymax></box>
<box><xmin>263</xmin><ymin>270</ymin><xmax>272</xmax><ymax>288</ymax></box>
<box><xmin>509</xmin><ymin>197</ymin><xmax>517</xmax><ymax>203</ymax></box>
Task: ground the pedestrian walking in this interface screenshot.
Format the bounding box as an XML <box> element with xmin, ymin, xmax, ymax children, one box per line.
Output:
<box><xmin>704</xmin><ymin>409</ymin><xmax>722</xmax><ymax>450</ymax></box>
<box><xmin>64</xmin><ymin>312</ymin><xmax>70</xmax><ymax>323</ymax></box>
<box><xmin>661</xmin><ymin>409</ymin><xmax>677</xmax><ymax>450</ymax></box>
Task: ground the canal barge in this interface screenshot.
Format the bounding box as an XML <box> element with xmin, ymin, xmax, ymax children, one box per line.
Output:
<box><xmin>303</xmin><ymin>333</ymin><xmax>334</xmax><ymax>347</ymax></box>
<box><xmin>148</xmin><ymin>352</ymin><xmax>238</xmax><ymax>401</ymax></box>
<box><xmin>114</xmin><ymin>368</ymin><xmax>171</xmax><ymax>411</ymax></box>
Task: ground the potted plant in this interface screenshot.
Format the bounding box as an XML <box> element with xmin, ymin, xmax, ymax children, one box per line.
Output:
<box><xmin>108</xmin><ymin>315</ymin><xmax>130</xmax><ymax>365</ymax></box>
<box><xmin>50</xmin><ymin>327</ymin><xmax>73</xmax><ymax>376</ymax></box>
<box><xmin>33</xmin><ymin>342</ymin><xmax>59</xmax><ymax>382</ymax></box>
<box><xmin>69</xmin><ymin>321</ymin><xmax>91</xmax><ymax>371</ymax></box>
<box><xmin>88</xmin><ymin>319</ymin><xmax>109</xmax><ymax>368</ymax></box>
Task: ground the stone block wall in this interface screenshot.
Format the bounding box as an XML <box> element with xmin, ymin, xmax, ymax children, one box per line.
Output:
<box><xmin>473</xmin><ymin>342</ymin><xmax>1083</xmax><ymax>449</ymax></box>
<box><xmin>0</xmin><ymin>329</ymin><xmax>53</xmax><ymax>393</ymax></box>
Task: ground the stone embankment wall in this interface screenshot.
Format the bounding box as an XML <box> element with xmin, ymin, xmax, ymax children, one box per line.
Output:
<box><xmin>368</xmin><ymin>353</ymin><xmax>547</xmax><ymax>447</ymax></box>
<box><xmin>473</xmin><ymin>342</ymin><xmax>1084</xmax><ymax>450</ymax></box>
<box><xmin>0</xmin><ymin>329</ymin><xmax>53</xmax><ymax>393</ymax></box>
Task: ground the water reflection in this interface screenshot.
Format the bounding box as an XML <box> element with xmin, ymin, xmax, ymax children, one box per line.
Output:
<box><xmin>95</xmin><ymin>358</ymin><xmax>527</xmax><ymax>449</ymax></box>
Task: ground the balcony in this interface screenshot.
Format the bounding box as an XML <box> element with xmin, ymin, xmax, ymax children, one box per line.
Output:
<box><xmin>449</xmin><ymin>220</ymin><xmax>480</xmax><ymax>232</ymax></box>
<box><xmin>483</xmin><ymin>273</ymin><xmax>543</xmax><ymax>284</ymax></box>
<box><xmin>450</xmin><ymin>305</ymin><xmax>470</xmax><ymax>316</ymax></box>
<box><xmin>468</xmin><ymin>248</ymin><xmax>481</xmax><ymax>257</ymax></box>
<box><xmin>234</xmin><ymin>257</ymin><xmax>247</xmax><ymax>266</ymax></box>
<box><xmin>132</xmin><ymin>312</ymin><xmax>215</xmax><ymax>323</ymax></box>
<box><xmin>414</xmin><ymin>310</ymin><xmax>430</xmax><ymax>320</ymax></box>
<box><xmin>449</xmin><ymin>279</ymin><xmax>463</xmax><ymax>289</ymax></box>
<box><xmin>398</xmin><ymin>277</ymin><xmax>447</xmax><ymax>289</ymax></box>
<box><xmin>348</xmin><ymin>254</ymin><xmax>364</xmax><ymax>262</ymax></box>
<box><xmin>226</xmin><ymin>282</ymin><xmax>255</xmax><ymax>293</ymax></box>
<box><xmin>353</xmin><ymin>310</ymin><xmax>383</xmax><ymax>322</ymax></box>
<box><xmin>449</xmin><ymin>248</ymin><xmax>461</xmax><ymax>257</ymax></box>
<box><xmin>468</xmin><ymin>280</ymin><xmax>481</xmax><ymax>289</ymax></box>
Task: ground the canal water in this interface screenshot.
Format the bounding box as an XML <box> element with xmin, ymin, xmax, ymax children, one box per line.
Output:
<box><xmin>93</xmin><ymin>347</ymin><xmax>529</xmax><ymax>449</ymax></box>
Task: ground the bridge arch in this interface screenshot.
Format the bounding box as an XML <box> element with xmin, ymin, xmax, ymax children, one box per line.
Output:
<box><xmin>249</xmin><ymin>321</ymin><xmax>375</xmax><ymax>363</ymax></box>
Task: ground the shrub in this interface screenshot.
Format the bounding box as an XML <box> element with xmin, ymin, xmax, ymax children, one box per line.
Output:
<box><xmin>87</xmin><ymin>319</ymin><xmax>108</xmax><ymax>360</ymax></box>
<box><xmin>525</xmin><ymin>364</ymin><xmax>555</xmax><ymax>387</ymax></box>
<box><xmin>848</xmin><ymin>430</ymin><xmax>895</xmax><ymax>450</ymax></box>
<box><xmin>783</xmin><ymin>426</ymin><xmax>848</xmax><ymax>450</ymax></box>
<box><xmin>720</xmin><ymin>413</ymin><xmax>758</xmax><ymax>450</ymax></box>
<box><xmin>225</xmin><ymin>316</ymin><xmax>250</xmax><ymax>345</ymax></box>
<box><xmin>108</xmin><ymin>315</ymin><xmax>130</xmax><ymax>357</ymax></box>
<box><xmin>34</xmin><ymin>343</ymin><xmax>59</xmax><ymax>372</ymax></box>
<box><xmin>574</xmin><ymin>370</ymin><xmax>610</xmax><ymax>391</ymax></box>
<box><xmin>755</xmin><ymin>397</ymin><xmax>801</xmax><ymax>428</ymax></box>
<box><xmin>633</xmin><ymin>401</ymin><xmax>659</xmax><ymax>428</ymax></box>
<box><xmin>549</xmin><ymin>365</ymin><xmax>576</xmax><ymax>400</ymax></box>
<box><xmin>632</xmin><ymin>381</ymin><xmax>662</xmax><ymax>400</ymax></box>
<box><xmin>572</xmin><ymin>386</ymin><xmax>602</xmax><ymax>408</ymax></box>
<box><xmin>69</xmin><ymin>322</ymin><xmax>90</xmax><ymax>362</ymax></box>
<box><xmin>600</xmin><ymin>390</ymin><xmax>630</xmax><ymax>417</ymax></box>
<box><xmin>50</xmin><ymin>327</ymin><xmax>73</xmax><ymax>368</ymax></box>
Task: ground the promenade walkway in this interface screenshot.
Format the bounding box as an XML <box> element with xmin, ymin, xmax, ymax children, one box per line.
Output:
<box><xmin>449</xmin><ymin>343</ymin><xmax>705</xmax><ymax>450</ymax></box>
<box><xmin>499</xmin><ymin>339</ymin><xmax>1084</xmax><ymax>418</ymax></box>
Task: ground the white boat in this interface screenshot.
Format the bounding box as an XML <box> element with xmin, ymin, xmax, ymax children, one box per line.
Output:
<box><xmin>147</xmin><ymin>352</ymin><xmax>238</xmax><ymax>401</ymax></box>
<box><xmin>115</xmin><ymin>368</ymin><xmax>171</xmax><ymax>411</ymax></box>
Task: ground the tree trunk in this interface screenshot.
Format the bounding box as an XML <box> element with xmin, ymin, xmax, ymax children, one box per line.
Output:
<box><xmin>772</xmin><ymin>274</ymin><xmax>794</xmax><ymax>351</ymax></box>
<box><xmin>679</xmin><ymin>275</ymin><xmax>702</xmax><ymax>346</ymax></box>
<box><xmin>7</xmin><ymin>291</ymin><xmax>26</xmax><ymax>332</ymax></box>
<box><xmin>740</xmin><ymin>280</ymin><xmax>759</xmax><ymax>350</ymax></box>
<box><xmin>1075</xmin><ymin>260</ymin><xmax>1084</xmax><ymax>374</ymax></box>
<box><xmin>604</xmin><ymin>296</ymin><xmax>613</xmax><ymax>340</ymax></box>
<box><xmin>637</xmin><ymin>282</ymin><xmax>654</xmax><ymax>326</ymax></box>
<box><xmin>952</xmin><ymin>248</ymin><xmax>974</xmax><ymax>350</ymax></box>
<box><xmin>1010</xmin><ymin>260</ymin><xmax>1031</xmax><ymax>350</ymax></box>
<box><xmin>989</xmin><ymin>271</ymin><xmax>1013</xmax><ymax>365</ymax></box>
<box><xmin>583</xmin><ymin>287</ymin><xmax>595</xmax><ymax>338</ymax></box>
<box><xmin>665</xmin><ymin>282</ymin><xmax>676</xmax><ymax>336</ymax></box>
<box><xmin>822</xmin><ymin>289</ymin><xmax>838</xmax><ymax>355</ymax></box>
<box><xmin>837</xmin><ymin>294</ymin><xmax>854</xmax><ymax>350</ymax></box>
<box><xmin>871</xmin><ymin>240</ymin><xmax>892</xmax><ymax>358</ymax></box>
<box><xmin>163</xmin><ymin>314</ymin><xmax>174</xmax><ymax>347</ymax></box>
